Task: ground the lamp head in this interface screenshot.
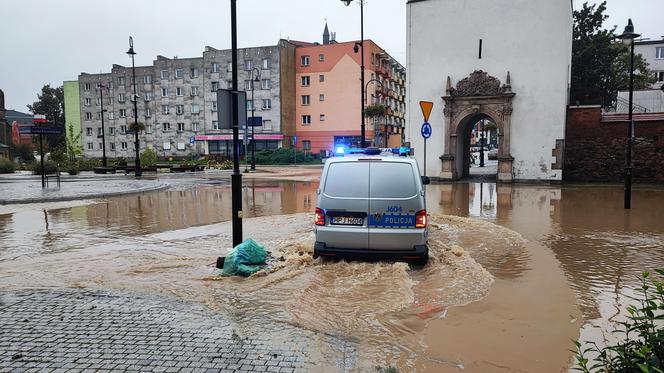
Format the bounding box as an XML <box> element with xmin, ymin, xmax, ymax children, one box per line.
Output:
<box><xmin>126</xmin><ymin>36</ymin><xmax>136</xmax><ymax>56</ymax></box>
<box><xmin>617</xmin><ymin>19</ymin><xmax>640</xmax><ymax>45</ymax></box>
<box><xmin>341</xmin><ymin>0</ymin><xmax>352</xmax><ymax>6</ymax></box>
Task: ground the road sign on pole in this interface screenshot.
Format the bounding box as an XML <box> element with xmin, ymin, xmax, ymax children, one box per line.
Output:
<box><xmin>419</xmin><ymin>102</ymin><xmax>434</xmax><ymax>178</ymax></box>
<box><xmin>421</xmin><ymin>122</ymin><xmax>432</xmax><ymax>139</ymax></box>
<box><xmin>419</xmin><ymin>101</ymin><xmax>434</xmax><ymax>122</ymax></box>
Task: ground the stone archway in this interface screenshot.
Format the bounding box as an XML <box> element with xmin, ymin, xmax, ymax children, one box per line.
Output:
<box><xmin>439</xmin><ymin>70</ymin><xmax>515</xmax><ymax>182</ymax></box>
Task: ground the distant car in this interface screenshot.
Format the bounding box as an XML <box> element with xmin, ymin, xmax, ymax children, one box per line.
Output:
<box><xmin>488</xmin><ymin>149</ymin><xmax>498</xmax><ymax>160</ymax></box>
<box><xmin>313</xmin><ymin>148</ymin><xmax>429</xmax><ymax>264</ymax></box>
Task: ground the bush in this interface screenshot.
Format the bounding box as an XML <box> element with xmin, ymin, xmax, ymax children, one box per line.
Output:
<box><xmin>31</xmin><ymin>160</ymin><xmax>59</xmax><ymax>175</ymax></box>
<box><xmin>78</xmin><ymin>159</ymin><xmax>101</xmax><ymax>171</ymax></box>
<box><xmin>140</xmin><ymin>148</ymin><xmax>157</xmax><ymax>167</ymax></box>
<box><xmin>12</xmin><ymin>144</ymin><xmax>34</xmax><ymax>162</ymax></box>
<box><xmin>573</xmin><ymin>268</ymin><xmax>664</xmax><ymax>372</ymax></box>
<box><xmin>66</xmin><ymin>162</ymin><xmax>80</xmax><ymax>175</ymax></box>
<box><xmin>0</xmin><ymin>157</ymin><xmax>16</xmax><ymax>174</ymax></box>
<box><xmin>49</xmin><ymin>146</ymin><xmax>68</xmax><ymax>168</ymax></box>
<box><xmin>112</xmin><ymin>157</ymin><xmax>128</xmax><ymax>167</ymax></box>
<box><xmin>254</xmin><ymin>148</ymin><xmax>315</xmax><ymax>165</ymax></box>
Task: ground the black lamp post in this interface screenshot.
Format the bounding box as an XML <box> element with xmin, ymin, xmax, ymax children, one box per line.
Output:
<box><xmin>479</xmin><ymin>120</ymin><xmax>485</xmax><ymax>167</ymax></box>
<box><xmin>97</xmin><ymin>82</ymin><xmax>108</xmax><ymax>167</ymax></box>
<box><xmin>617</xmin><ymin>19</ymin><xmax>640</xmax><ymax>209</ymax></box>
<box><xmin>341</xmin><ymin>0</ymin><xmax>366</xmax><ymax>148</ymax></box>
<box><xmin>250</xmin><ymin>67</ymin><xmax>260</xmax><ymax>171</ymax></box>
<box><xmin>126</xmin><ymin>36</ymin><xmax>142</xmax><ymax>177</ymax></box>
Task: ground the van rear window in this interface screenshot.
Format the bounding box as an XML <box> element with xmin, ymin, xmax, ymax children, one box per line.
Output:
<box><xmin>369</xmin><ymin>162</ymin><xmax>417</xmax><ymax>198</ymax></box>
<box><xmin>324</xmin><ymin>162</ymin><xmax>369</xmax><ymax>198</ymax></box>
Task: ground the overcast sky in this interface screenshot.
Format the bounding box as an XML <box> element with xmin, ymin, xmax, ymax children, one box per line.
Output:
<box><xmin>0</xmin><ymin>0</ymin><xmax>659</xmax><ymax>111</ymax></box>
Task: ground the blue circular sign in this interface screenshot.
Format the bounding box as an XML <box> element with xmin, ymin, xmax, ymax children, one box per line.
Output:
<box><xmin>421</xmin><ymin>122</ymin><xmax>432</xmax><ymax>139</ymax></box>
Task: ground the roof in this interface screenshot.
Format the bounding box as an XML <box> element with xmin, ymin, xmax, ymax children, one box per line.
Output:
<box><xmin>635</xmin><ymin>38</ymin><xmax>664</xmax><ymax>46</ymax></box>
<box><xmin>5</xmin><ymin>109</ymin><xmax>33</xmax><ymax>124</ymax></box>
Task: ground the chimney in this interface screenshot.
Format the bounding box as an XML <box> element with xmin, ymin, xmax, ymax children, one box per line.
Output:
<box><xmin>331</xmin><ymin>32</ymin><xmax>336</xmax><ymax>43</ymax></box>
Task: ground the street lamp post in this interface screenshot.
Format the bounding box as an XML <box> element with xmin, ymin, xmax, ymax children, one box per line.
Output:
<box><xmin>251</xmin><ymin>67</ymin><xmax>261</xmax><ymax>171</ymax></box>
<box><xmin>98</xmin><ymin>82</ymin><xmax>108</xmax><ymax>167</ymax></box>
<box><xmin>230</xmin><ymin>0</ymin><xmax>243</xmax><ymax>246</ymax></box>
<box><xmin>617</xmin><ymin>19</ymin><xmax>640</xmax><ymax>209</ymax></box>
<box><xmin>341</xmin><ymin>0</ymin><xmax>366</xmax><ymax>148</ymax></box>
<box><xmin>126</xmin><ymin>36</ymin><xmax>142</xmax><ymax>177</ymax></box>
<box><xmin>479</xmin><ymin>120</ymin><xmax>485</xmax><ymax>167</ymax></box>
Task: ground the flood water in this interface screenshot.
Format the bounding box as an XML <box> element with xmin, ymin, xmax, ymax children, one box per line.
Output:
<box><xmin>1</xmin><ymin>176</ymin><xmax>664</xmax><ymax>372</ymax></box>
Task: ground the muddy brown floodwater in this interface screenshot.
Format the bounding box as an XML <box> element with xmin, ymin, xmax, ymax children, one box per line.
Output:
<box><xmin>1</xmin><ymin>177</ymin><xmax>663</xmax><ymax>372</ymax></box>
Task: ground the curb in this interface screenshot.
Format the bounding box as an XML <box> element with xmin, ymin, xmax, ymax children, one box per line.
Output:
<box><xmin>0</xmin><ymin>183</ymin><xmax>170</xmax><ymax>205</ymax></box>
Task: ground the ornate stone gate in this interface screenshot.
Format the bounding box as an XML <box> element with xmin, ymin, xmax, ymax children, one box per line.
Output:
<box><xmin>439</xmin><ymin>70</ymin><xmax>515</xmax><ymax>182</ymax></box>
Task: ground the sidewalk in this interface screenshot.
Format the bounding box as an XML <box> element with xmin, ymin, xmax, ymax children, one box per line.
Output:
<box><xmin>0</xmin><ymin>289</ymin><xmax>311</xmax><ymax>372</ymax></box>
<box><xmin>0</xmin><ymin>176</ymin><xmax>168</xmax><ymax>205</ymax></box>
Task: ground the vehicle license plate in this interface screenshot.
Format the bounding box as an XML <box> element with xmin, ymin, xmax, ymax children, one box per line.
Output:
<box><xmin>331</xmin><ymin>216</ymin><xmax>364</xmax><ymax>226</ymax></box>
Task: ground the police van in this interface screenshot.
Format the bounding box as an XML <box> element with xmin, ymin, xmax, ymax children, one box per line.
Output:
<box><xmin>313</xmin><ymin>147</ymin><xmax>429</xmax><ymax>264</ymax></box>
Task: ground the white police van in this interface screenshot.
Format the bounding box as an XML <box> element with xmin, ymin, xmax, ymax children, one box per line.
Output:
<box><xmin>313</xmin><ymin>147</ymin><xmax>429</xmax><ymax>264</ymax></box>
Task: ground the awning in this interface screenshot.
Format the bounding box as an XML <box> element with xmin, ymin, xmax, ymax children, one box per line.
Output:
<box><xmin>195</xmin><ymin>134</ymin><xmax>284</xmax><ymax>141</ymax></box>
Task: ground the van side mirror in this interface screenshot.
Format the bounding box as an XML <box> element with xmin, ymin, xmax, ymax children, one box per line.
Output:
<box><xmin>421</xmin><ymin>176</ymin><xmax>430</xmax><ymax>185</ymax></box>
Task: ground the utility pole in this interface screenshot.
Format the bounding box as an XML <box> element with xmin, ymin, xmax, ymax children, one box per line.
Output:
<box><xmin>98</xmin><ymin>83</ymin><xmax>108</xmax><ymax>167</ymax></box>
<box><xmin>230</xmin><ymin>0</ymin><xmax>243</xmax><ymax>246</ymax></box>
<box><xmin>127</xmin><ymin>36</ymin><xmax>142</xmax><ymax>177</ymax></box>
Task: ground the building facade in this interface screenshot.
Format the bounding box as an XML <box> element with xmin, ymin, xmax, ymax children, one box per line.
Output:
<box><xmin>70</xmin><ymin>40</ymin><xmax>297</xmax><ymax>160</ymax></box>
<box><xmin>294</xmin><ymin>26</ymin><xmax>406</xmax><ymax>155</ymax></box>
<box><xmin>635</xmin><ymin>38</ymin><xmax>664</xmax><ymax>90</ymax></box>
<box><xmin>406</xmin><ymin>0</ymin><xmax>572</xmax><ymax>182</ymax></box>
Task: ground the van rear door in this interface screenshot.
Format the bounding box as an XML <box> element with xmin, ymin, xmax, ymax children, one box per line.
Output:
<box><xmin>368</xmin><ymin>161</ymin><xmax>423</xmax><ymax>250</ymax></box>
<box><xmin>318</xmin><ymin>161</ymin><xmax>369</xmax><ymax>250</ymax></box>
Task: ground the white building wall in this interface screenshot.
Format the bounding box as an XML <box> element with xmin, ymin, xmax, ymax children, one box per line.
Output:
<box><xmin>406</xmin><ymin>0</ymin><xmax>573</xmax><ymax>181</ymax></box>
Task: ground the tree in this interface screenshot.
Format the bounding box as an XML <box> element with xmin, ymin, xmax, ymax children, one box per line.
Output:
<box><xmin>570</xmin><ymin>2</ymin><xmax>655</xmax><ymax>107</ymax></box>
<box><xmin>64</xmin><ymin>124</ymin><xmax>83</xmax><ymax>161</ymax></box>
<box><xmin>27</xmin><ymin>84</ymin><xmax>65</xmax><ymax>148</ymax></box>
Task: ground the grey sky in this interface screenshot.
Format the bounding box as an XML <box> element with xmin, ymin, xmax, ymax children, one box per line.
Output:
<box><xmin>0</xmin><ymin>0</ymin><xmax>659</xmax><ymax>112</ymax></box>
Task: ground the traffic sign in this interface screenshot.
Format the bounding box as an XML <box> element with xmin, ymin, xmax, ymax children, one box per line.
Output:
<box><xmin>30</xmin><ymin>126</ymin><xmax>63</xmax><ymax>135</ymax></box>
<box><xmin>421</xmin><ymin>122</ymin><xmax>432</xmax><ymax>139</ymax></box>
<box><xmin>189</xmin><ymin>136</ymin><xmax>195</xmax><ymax>145</ymax></box>
<box><xmin>247</xmin><ymin>116</ymin><xmax>263</xmax><ymax>127</ymax></box>
<box><xmin>419</xmin><ymin>101</ymin><xmax>434</xmax><ymax>122</ymax></box>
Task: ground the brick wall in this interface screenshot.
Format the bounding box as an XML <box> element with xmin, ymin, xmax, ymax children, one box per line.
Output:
<box><xmin>564</xmin><ymin>106</ymin><xmax>664</xmax><ymax>183</ymax></box>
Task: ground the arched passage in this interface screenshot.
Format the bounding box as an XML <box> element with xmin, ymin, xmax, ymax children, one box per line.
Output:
<box><xmin>455</xmin><ymin>113</ymin><xmax>497</xmax><ymax>179</ymax></box>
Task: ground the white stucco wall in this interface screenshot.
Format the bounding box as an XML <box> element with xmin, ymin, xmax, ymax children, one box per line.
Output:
<box><xmin>406</xmin><ymin>0</ymin><xmax>573</xmax><ymax>181</ymax></box>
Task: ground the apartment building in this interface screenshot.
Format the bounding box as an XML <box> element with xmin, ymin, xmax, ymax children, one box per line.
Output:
<box><xmin>294</xmin><ymin>25</ymin><xmax>406</xmax><ymax>155</ymax></box>
<box><xmin>635</xmin><ymin>37</ymin><xmax>664</xmax><ymax>90</ymax></box>
<box><xmin>70</xmin><ymin>41</ymin><xmax>297</xmax><ymax>159</ymax></box>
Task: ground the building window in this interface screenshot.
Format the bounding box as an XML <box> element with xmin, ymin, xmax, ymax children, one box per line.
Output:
<box><xmin>175</xmin><ymin>87</ymin><xmax>182</xmax><ymax>96</ymax></box>
<box><xmin>657</xmin><ymin>47</ymin><xmax>664</xmax><ymax>59</ymax></box>
<box><xmin>110</xmin><ymin>143</ymin><xmax>116</xmax><ymax>151</ymax></box>
<box><xmin>212</xmin><ymin>101</ymin><xmax>217</xmax><ymax>112</ymax></box>
<box><xmin>191</xmin><ymin>86</ymin><xmax>199</xmax><ymax>96</ymax></box>
<box><xmin>262</xmin><ymin>119</ymin><xmax>272</xmax><ymax>130</ymax></box>
<box><xmin>175</xmin><ymin>69</ymin><xmax>184</xmax><ymax>78</ymax></box>
<box><xmin>246</xmin><ymin>100</ymin><xmax>254</xmax><ymax>111</ymax></box>
<box><xmin>84</xmin><ymin>83</ymin><xmax>91</xmax><ymax>91</ymax></box>
<box><xmin>301</xmin><ymin>95</ymin><xmax>310</xmax><ymax>106</ymax></box>
<box><xmin>320</xmin><ymin>94</ymin><xmax>325</xmax><ymax>101</ymax></box>
<box><xmin>160</xmin><ymin>70</ymin><xmax>169</xmax><ymax>79</ymax></box>
<box><xmin>87</xmin><ymin>142</ymin><xmax>93</xmax><ymax>150</ymax></box>
<box><xmin>176</xmin><ymin>105</ymin><xmax>184</xmax><ymax>115</ymax></box>
<box><xmin>118</xmin><ymin>93</ymin><xmax>126</xmax><ymax>102</ymax></box>
<box><xmin>302</xmin><ymin>115</ymin><xmax>311</xmax><ymax>125</ymax></box>
<box><xmin>301</xmin><ymin>55</ymin><xmax>310</xmax><ymax>66</ymax></box>
<box><xmin>212</xmin><ymin>120</ymin><xmax>219</xmax><ymax>130</ymax></box>
<box><xmin>86</xmin><ymin>127</ymin><xmax>93</xmax><ymax>136</ymax></box>
<box><xmin>211</xmin><ymin>81</ymin><xmax>219</xmax><ymax>92</ymax></box>
<box><xmin>319</xmin><ymin>54</ymin><xmax>325</xmax><ymax>62</ymax></box>
<box><xmin>212</xmin><ymin>62</ymin><xmax>219</xmax><ymax>73</ymax></box>
<box><xmin>191</xmin><ymin>104</ymin><xmax>200</xmax><ymax>114</ymax></box>
<box><xmin>658</xmin><ymin>71</ymin><xmax>664</xmax><ymax>82</ymax></box>
<box><xmin>191</xmin><ymin>68</ymin><xmax>199</xmax><ymax>78</ymax></box>
<box><xmin>98</xmin><ymin>142</ymin><xmax>103</xmax><ymax>150</ymax></box>
<box><xmin>143</xmin><ymin>92</ymin><xmax>151</xmax><ymax>101</ymax></box>
<box><xmin>227</xmin><ymin>62</ymin><xmax>233</xmax><ymax>72</ymax></box>
<box><xmin>161</xmin><ymin>88</ymin><xmax>168</xmax><ymax>97</ymax></box>
<box><xmin>162</xmin><ymin>105</ymin><xmax>169</xmax><ymax>114</ymax></box>
<box><xmin>244</xmin><ymin>80</ymin><xmax>252</xmax><ymax>91</ymax></box>
<box><xmin>146</xmin><ymin>124</ymin><xmax>153</xmax><ymax>134</ymax></box>
<box><xmin>262</xmin><ymin>99</ymin><xmax>272</xmax><ymax>110</ymax></box>
<box><xmin>261</xmin><ymin>79</ymin><xmax>271</xmax><ymax>90</ymax></box>
<box><xmin>96</xmin><ymin>98</ymin><xmax>102</xmax><ymax>106</ymax></box>
<box><xmin>192</xmin><ymin>122</ymin><xmax>200</xmax><ymax>132</ymax></box>
<box><xmin>162</xmin><ymin>122</ymin><xmax>171</xmax><ymax>131</ymax></box>
<box><xmin>121</xmin><ymin>125</ymin><xmax>128</xmax><ymax>133</ymax></box>
<box><xmin>145</xmin><ymin>108</ymin><xmax>152</xmax><ymax>117</ymax></box>
<box><xmin>319</xmin><ymin>74</ymin><xmax>325</xmax><ymax>82</ymax></box>
<box><xmin>262</xmin><ymin>58</ymin><xmax>270</xmax><ymax>69</ymax></box>
<box><xmin>97</xmin><ymin>112</ymin><xmax>102</xmax><ymax>120</ymax></box>
<box><xmin>244</xmin><ymin>60</ymin><xmax>253</xmax><ymax>71</ymax></box>
<box><xmin>320</xmin><ymin>114</ymin><xmax>326</xmax><ymax>122</ymax></box>
<box><xmin>303</xmin><ymin>140</ymin><xmax>311</xmax><ymax>151</ymax></box>
<box><xmin>85</xmin><ymin>98</ymin><xmax>91</xmax><ymax>106</ymax></box>
<box><xmin>119</xmin><ymin>109</ymin><xmax>127</xmax><ymax>117</ymax></box>
<box><xmin>143</xmin><ymin>75</ymin><xmax>152</xmax><ymax>84</ymax></box>
<box><xmin>121</xmin><ymin>142</ymin><xmax>128</xmax><ymax>150</ymax></box>
<box><xmin>177</xmin><ymin>122</ymin><xmax>185</xmax><ymax>132</ymax></box>
<box><xmin>117</xmin><ymin>77</ymin><xmax>125</xmax><ymax>86</ymax></box>
<box><xmin>108</xmin><ymin>112</ymin><xmax>115</xmax><ymax>120</ymax></box>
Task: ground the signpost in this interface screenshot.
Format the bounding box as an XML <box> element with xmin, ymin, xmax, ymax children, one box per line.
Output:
<box><xmin>32</xmin><ymin>115</ymin><xmax>51</xmax><ymax>188</ymax></box>
<box><xmin>419</xmin><ymin>101</ymin><xmax>433</xmax><ymax>177</ymax></box>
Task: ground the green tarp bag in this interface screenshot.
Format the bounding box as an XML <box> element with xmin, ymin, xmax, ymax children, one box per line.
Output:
<box><xmin>221</xmin><ymin>239</ymin><xmax>267</xmax><ymax>277</ymax></box>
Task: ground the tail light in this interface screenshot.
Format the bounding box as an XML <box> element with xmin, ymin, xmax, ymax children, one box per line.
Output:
<box><xmin>415</xmin><ymin>210</ymin><xmax>427</xmax><ymax>228</ymax></box>
<box><xmin>314</xmin><ymin>208</ymin><xmax>326</xmax><ymax>226</ymax></box>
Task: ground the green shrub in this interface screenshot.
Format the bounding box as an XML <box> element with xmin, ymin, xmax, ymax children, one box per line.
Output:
<box><xmin>49</xmin><ymin>146</ymin><xmax>68</xmax><ymax>168</ymax></box>
<box><xmin>12</xmin><ymin>144</ymin><xmax>34</xmax><ymax>162</ymax></box>
<box><xmin>0</xmin><ymin>157</ymin><xmax>16</xmax><ymax>174</ymax></box>
<box><xmin>140</xmin><ymin>148</ymin><xmax>157</xmax><ymax>167</ymax></box>
<box><xmin>66</xmin><ymin>162</ymin><xmax>80</xmax><ymax>175</ymax></box>
<box><xmin>78</xmin><ymin>159</ymin><xmax>101</xmax><ymax>171</ymax></box>
<box><xmin>31</xmin><ymin>160</ymin><xmax>59</xmax><ymax>175</ymax></box>
<box><xmin>254</xmin><ymin>148</ymin><xmax>314</xmax><ymax>164</ymax></box>
<box><xmin>573</xmin><ymin>268</ymin><xmax>664</xmax><ymax>372</ymax></box>
<box><xmin>112</xmin><ymin>157</ymin><xmax>128</xmax><ymax>167</ymax></box>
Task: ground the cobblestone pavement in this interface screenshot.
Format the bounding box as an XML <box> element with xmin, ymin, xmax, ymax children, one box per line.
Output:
<box><xmin>0</xmin><ymin>178</ymin><xmax>168</xmax><ymax>205</ymax></box>
<box><xmin>0</xmin><ymin>290</ymin><xmax>317</xmax><ymax>372</ymax></box>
